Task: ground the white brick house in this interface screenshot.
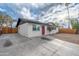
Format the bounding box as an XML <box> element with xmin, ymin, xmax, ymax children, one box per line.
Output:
<box><xmin>17</xmin><ymin>18</ymin><xmax>58</xmax><ymax>37</ymax></box>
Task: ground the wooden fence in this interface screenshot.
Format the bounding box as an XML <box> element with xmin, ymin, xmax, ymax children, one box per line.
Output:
<box><xmin>59</xmin><ymin>28</ymin><xmax>76</xmax><ymax>34</ymax></box>
<box><xmin>2</xmin><ymin>27</ymin><xmax>18</xmax><ymax>34</ymax></box>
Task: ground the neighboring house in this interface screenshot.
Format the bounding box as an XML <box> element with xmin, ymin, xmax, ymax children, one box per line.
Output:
<box><xmin>0</xmin><ymin>12</ymin><xmax>17</xmax><ymax>34</ymax></box>
<box><xmin>17</xmin><ymin>18</ymin><xmax>58</xmax><ymax>37</ymax></box>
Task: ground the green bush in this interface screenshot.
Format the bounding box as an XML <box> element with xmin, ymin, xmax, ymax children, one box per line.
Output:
<box><xmin>72</xmin><ymin>23</ymin><xmax>79</xmax><ymax>29</ymax></box>
<box><xmin>71</xmin><ymin>19</ymin><xmax>79</xmax><ymax>29</ymax></box>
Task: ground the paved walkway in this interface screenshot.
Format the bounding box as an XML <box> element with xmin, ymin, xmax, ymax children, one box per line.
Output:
<box><xmin>0</xmin><ymin>34</ymin><xmax>79</xmax><ymax>56</ymax></box>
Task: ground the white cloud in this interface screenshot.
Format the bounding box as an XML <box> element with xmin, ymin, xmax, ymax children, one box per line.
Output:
<box><xmin>31</xmin><ymin>3</ymin><xmax>50</xmax><ymax>9</ymax></box>
<box><xmin>40</xmin><ymin>4</ymin><xmax>79</xmax><ymax>23</ymax></box>
<box><xmin>0</xmin><ymin>8</ymin><xmax>6</xmax><ymax>12</ymax></box>
<box><xmin>13</xmin><ymin>3</ymin><xmax>41</xmax><ymax>19</ymax></box>
<box><xmin>11</xmin><ymin>3</ymin><xmax>52</xmax><ymax>20</ymax></box>
<box><xmin>20</xmin><ymin>7</ymin><xmax>35</xmax><ymax>19</ymax></box>
<box><xmin>31</xmin><ymin>3</ymin><xmax>39</xmax><ymax>8</ymax></box>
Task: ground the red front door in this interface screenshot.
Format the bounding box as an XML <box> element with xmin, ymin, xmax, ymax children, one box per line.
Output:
<box><xmin>42</xmin><ymin>25</ymin><xmax>45</xmax><ymax>35</ymax></box>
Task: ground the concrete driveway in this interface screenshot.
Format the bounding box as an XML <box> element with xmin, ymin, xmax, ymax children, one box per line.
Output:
<box><xmin>0</xmin><ymin>33</ymin><xmax>79</xmax><ymax>56</ymax></box>
<box><xmin>53</xmin><ymin>33</ymin><xmax>79</xmax><ymax>44</ymax></box>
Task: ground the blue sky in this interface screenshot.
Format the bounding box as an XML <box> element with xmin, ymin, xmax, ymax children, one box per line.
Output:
<box><xmin>0</xmin><ymin>3</ymin><xmax>54</xmax><ymax>20</ymax></box>
<box><xmin>0</xmin><ymin>3</ymin><xmax>56</xmax><ymax>27</ymax></box>
<box><xmin>0</xmin><ymin>3</ymin><xmax>79</xmax><ymax>28</ymax></box>
<box><xmin>0</xmin><ymin>3</ymin><xmax>79</xmax><ymax>22</ymax></box>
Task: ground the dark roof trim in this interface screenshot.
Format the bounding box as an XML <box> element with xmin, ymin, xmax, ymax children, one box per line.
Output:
<box><xmin>18</xmin><ymin>18</ymin><xmax>49</xmax><ymax>26</ymax></box>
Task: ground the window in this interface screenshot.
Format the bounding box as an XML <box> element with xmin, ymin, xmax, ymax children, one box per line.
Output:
<box><xmin>33</xmin><ymin>25</ymin><xmax>36</xmax><ymax>31</ymax></box>
<box><xmin>33</xmin><ymin>24</ymin><xmax>40</xmax><ymax>31</ymax></box>
<box><xmin>47</xmin><ymin>25</ymin><xmax>56</xmax><ymax>32</ymax></box>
